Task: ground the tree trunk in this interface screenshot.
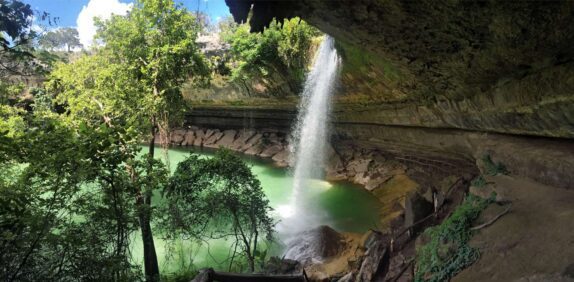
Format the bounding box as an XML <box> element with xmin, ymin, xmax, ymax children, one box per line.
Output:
<box><xmin>138</xmin><ymin>205</ymin><xmax>160</xmax><ymax>282</ymax></box>
<box><xmin>138</xmin><ymin>120</ymin><xmax>160</xmax><ymax>281</ymax></box>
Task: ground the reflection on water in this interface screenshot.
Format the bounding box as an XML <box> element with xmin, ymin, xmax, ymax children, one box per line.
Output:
<box><xmin>131</xmin><ymin>146</ymin><xmax>382</xmax><ymax>273</ymax></box>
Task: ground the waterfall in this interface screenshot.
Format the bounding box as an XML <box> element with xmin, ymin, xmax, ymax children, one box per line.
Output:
<box><xmin>291</xmin><ymin>35</ymin><xmax>340</xmax><ymax>205</ymax></box>
<box><xmin>278</xmin><ymin>36</ymin><xmax>340</xmax><ymax>235</ymax></box>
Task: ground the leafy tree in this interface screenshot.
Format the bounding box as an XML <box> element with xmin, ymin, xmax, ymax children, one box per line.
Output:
<box><xmin>221</xmin><ymin>16</ymin><xmax>321</xmax><ymax>96</ymax></box>
<box><xmin>0</xmin><ymin>0</ymin><xmax>53</xmax><ymax>77</ymax></box>
<box><xmin>0</xmin><ymin>105</ymin><xmax>147</xmax><ymax>280</ymax></box>
<box><xmin>49</xmin><ymin>0</ymin><xmax>210</xmax><ymax>280</ymax></box>
<box><xmin>38</xmin><ymin>27</ymin><xmax>83</xmax><ymax>52</ymax></box>
<box><xmin>160</xmin><ymin>149</ymin><xmax>275</xmax><ymax>272</ymax></box>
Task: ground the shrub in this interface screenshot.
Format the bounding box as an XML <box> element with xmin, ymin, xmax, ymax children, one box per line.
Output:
<box><xmin>415</xmin><ymin>195</ymin><xmax>493</xmax><ymax>282</ymax></box>
<box><xmin>482</xmin><ymin>154</ymin><xmax>508</xmax><ymax>176</ymax></box>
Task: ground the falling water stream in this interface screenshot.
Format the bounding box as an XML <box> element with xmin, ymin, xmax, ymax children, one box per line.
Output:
<box><xmin>279</xmin><ymin>36</ymin><xmax>341</xmax><ymax>233</ymax></box>
<box><xmin>278</xmin><ymin>36</ymin><xmax>343</xmax><ymax>261</ymax></box>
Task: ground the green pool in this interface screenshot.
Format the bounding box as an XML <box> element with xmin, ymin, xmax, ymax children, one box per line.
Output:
<box><xmin>130</xmin><ymin>146</ymin><xmax>382</xmax><ymax>273</ymax></box>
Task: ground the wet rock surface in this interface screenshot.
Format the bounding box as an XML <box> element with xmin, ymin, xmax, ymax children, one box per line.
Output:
<box><xmin>283</xmin><ymin>225</ymin><xmax>347</xmax><ymax>265</ymax></box>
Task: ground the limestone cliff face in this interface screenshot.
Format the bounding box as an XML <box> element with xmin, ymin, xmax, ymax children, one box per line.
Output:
<box><xmin>223</xmin><ymin>0</ymin><xmax>574</xmax><ymax>139</ymax></box>
<box><xmin>183</xmin><ymin>1</ymin><xmax>574</xmax><ymax>190</ymax></box>
<box><xmin>185</xmin><ymin>107</ymin><xmax>574</xmax><ymax>190</ymax></box>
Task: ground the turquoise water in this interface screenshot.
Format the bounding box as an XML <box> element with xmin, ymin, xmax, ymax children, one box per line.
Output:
<box><xmin>131</xmin><ymin>146</ymin><xmax>382</xmax><ymax>273</ymax></box>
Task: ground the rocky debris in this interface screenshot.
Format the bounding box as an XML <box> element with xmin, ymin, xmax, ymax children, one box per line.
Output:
<box><xmin>347</xmin><ymin>158</ymin><xmax>372</xmax><ymax>177</ymax></box>
<box><xmin>230</xmin><ymin>129</ymin><xmax>256</xmax><ymax>150</ymax></box>
<box><xmin>191</xmin><ymin>268</ymin><xmax>214</xmax><ymax>282</ymax></box>
<box><xmin>384</xmin><ymin>251</ymin><xmax>414</xmax><ymax>282</ymax></box>
<box><xmin>182</xmin><ymin>130</ymin><xmax>195</xmax><ymax>146</ymax></box>
<box><xmin>170</xmin><ymin>129</ymin><xmax>186</xmax><ymax>145</ymax></box>
<box><xmin>203</xmin><ymin>130</ymin><xmax>223</xmax><ymax>148</ymax></box>
<box><xmin>193</xmin><ymin>129</ymin><xmax>205</xmax><ymax>147</ymax></box>
<box><xmin>245</xmin><ymin>142</ymin><xmax>265</xmax><ymax>155</ymax></box>
<box><xmin>337</xmin><ymin>272</ymin><xmax>355</xmax><ymax>282</ymax></box>
<box><xmin>272</xmin><ymin>149</ymin><xmax>290</xmax><ymax>167</ymax></box>
<box><xmin>356</xmin><ymin>231</ymin><xmax>390</xmax><ymax>282</ymax></box>
<box><xmin>263</xmin><ymin>257</ymin><xmax>303</xmax><ymax>275</ymax></box>
<box><xmin>215</xmin><ymin>130</ymin><xmax>237</xmax><ymax>147</ymax></box>
<box><xmin>403</xmin><ymin>191</ymin><xmax>433</xmax><ymax>230</ymax></box>
<box><xmin>283</xmin><ymin>225</ymin><xmax>347</xmax><ymax>266</ymax></box>
<box><xmin>260</xmin><ymin>144</ymin><xmax>284</xmax><ymax>158</ymax></box>
<box><xmin>240</xmin><ymin>133</ymin><xmax>263</xmax><ymax>151</ymax></box>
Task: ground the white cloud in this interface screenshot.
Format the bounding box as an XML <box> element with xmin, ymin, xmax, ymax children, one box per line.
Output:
<box><xmin>76</xmin><ymin>0</ymin><xmax>133</xmax><ymax>47</ymax></box>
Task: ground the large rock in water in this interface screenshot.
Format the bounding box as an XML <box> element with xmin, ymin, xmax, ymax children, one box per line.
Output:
<box><xmin>283</xmin><ymin>225</ymin><xmax>346</xmax><ymax>266</ymax></box>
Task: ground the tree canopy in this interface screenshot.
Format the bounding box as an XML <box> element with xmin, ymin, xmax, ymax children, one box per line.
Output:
<box><xmin>220</xmin><ymin>16</ymin><xmax>321</xmax><ymax>95</ymax></box>
<box><xmin>160</xmin><ymin>149</ymin><xmax>274</xmax><ymax>272</ymax></box>
<box><xmin>38</xmin><ymin>27</ymin><xmax>82</xmax><ymax>52</ymax></box>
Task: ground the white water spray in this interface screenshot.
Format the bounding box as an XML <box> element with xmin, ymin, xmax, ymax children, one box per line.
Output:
<box><xmin>278</xmin><ymin>36</ymin><xmax>340</xmax><ymax>235</ymax></box>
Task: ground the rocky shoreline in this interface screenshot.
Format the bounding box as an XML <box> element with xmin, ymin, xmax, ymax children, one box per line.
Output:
<box><xmin>166</xmin><ymin>126</ymin><xmax>476</xmax><ymax>231</ymax></box>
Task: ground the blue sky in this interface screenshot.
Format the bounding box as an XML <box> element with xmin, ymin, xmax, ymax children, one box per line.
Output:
<box><xmin>23</xmin><ymin>0</ymin><xmax>231</xmax><ymax>46</ymax></box>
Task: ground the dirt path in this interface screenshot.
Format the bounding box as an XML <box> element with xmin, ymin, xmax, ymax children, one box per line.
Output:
<box><xmin>453</xmin><ymin>175</ymin><xmax>574</xmax><ymax>282</ymax></box>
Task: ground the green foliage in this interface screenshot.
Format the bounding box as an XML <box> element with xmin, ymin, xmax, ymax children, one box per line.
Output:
<box><xmin>45</xmin><ymin>1</ymin><xmax>212</xmax><ymax>280</ymax></box>
<box><xmin>0</xmin><ymin>0</ymin><xmax>54</xmax><ymax>78</ymax></box>
<box><xmin>415</xmin><ymin>195</ymin><xmax>493</xmax><ymax>282</ymax></box>
<box><xmin>470</xmin><ymin>175</ymin><xmax>487</xmax><ymax>187</ymax></box>
<box><xmin>0</xmin><ymin>81</ymin><xmax>24</xmax><ymax>105</ymax></box>
<box><xmin>160</xmin><ymin>149</ymin><xmax>275</xmax><ymax>272</ymax></box>
<box><xmin>0</xmin><ymin>105</ymin><xmax>148</xmax><ymax>280</ymax></box>
<box><xmin>220</xmin><ymin>16</ymin><xmax>321</xmax><ymax>95</ymax></box>
<box><xmin>482</xmin><ymin>154</ymin><xmax>508</xmax><ymax>176</ymax></box>
<box><xmin>38</xmin><ymin>27</ymin><xmax>82</xmax><ymax>51</ymax></box>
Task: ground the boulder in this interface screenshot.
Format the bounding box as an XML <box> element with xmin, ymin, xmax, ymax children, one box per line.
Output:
<box><xmin>204</xmin><ymin>129</ymin><xmax>215</xmax><ymax>139</ymax></box>
<box><xmin>170</xmin><ymin>129</ymin><xmax>186</xmax><ymax>145</ymax></box>
<box><xmin>283</xmin><ymin>225</ymin><xmax>347</xmax><ymax>265</ymax></box>
<box><xmin>260</xmin><ymin>144</ymin><xmax>283</xmax><ymax>158</ymax></box>
<box><xmin>347</xmin><ymin>158</ymin><xmax>372</xmax><ymax>176</ymax></box>
<box><xmin>245</xmin><ymin>143</ymin><xmax>265</xmax><ymax>155</ymax></box>
<box><xmin>203</xmin><ymin>130</ymin><xmax>223</xmax><ymax>148</ymax></box>
<box><xmin>272</xmin><ymin>149</ymin><xmax>290</xmax><ymax>167</ymax></box>
<box><xmin>404</xmin><ymin>191</ymin><xmax>433</xmax><ymax>229</ymax></box>
<box><xmin>193</xmin><ymin>129</ymin><xmax>205</xmax><ymax>147</ymax></box>
<box><xmin>352</xmin><ymin>172</ymin><xmax>368</xmax><ymax>185</ymax></box>
<box><xmin>263</xmin><ymin>257</ymin><xmax>303</xmax><ymax>275</ymax></box>
<box><xmin>365</xmin><ymin>174</ymin><xmax>392</xmax><ymax>191</ymax></box>
<box><xmin>182</xmin><ymin>130</ymin><xmax>195</xmax><ymax>146</ymax></box>
<box><xmin>337</xmin><ymin>272</ymin><xmax>355</xmax><ymax>282</ymax></box>
<box><xmin>356</xmin><ymin>232</ymin><xmax>389</xmax><ymax>282</ymax></box>
<box><xmin>240</xmin><ymin>133</ymin><xmax>263</xmax><ymax>152</ymax></box>
<box><xmin>191</xmin><ymin>268</ymin><xmax>213</xmax><ymax>282</ymax></box>
<box><xmin>230</xmin><ymin>129</ymin><xmax>256</xmax><ymax>150</ymax></box>
<box><xmin>215</xmin><ymin>130</ymin><xmax>237</xmax><ymax>148</ymax></box>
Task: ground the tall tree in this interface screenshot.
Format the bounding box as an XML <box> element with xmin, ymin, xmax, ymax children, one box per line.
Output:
<box><xmin>38</xmin><ymin>27</ymin><xmax>82</xmax><ymax>52</ymax></box>
<box><xmin>161</xmin><ymin>150</ymin><xmax>275</xmax><ymax>272</ymax></box>
<box><xmin>60</xmin><ymin>0</ymin><xmax>209</xmax><ymax>280</ymax></box>
<box><xmin>0</xmin><ymin>0</ymin><xmax>48</xmax><ymax>77</ymax></box>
